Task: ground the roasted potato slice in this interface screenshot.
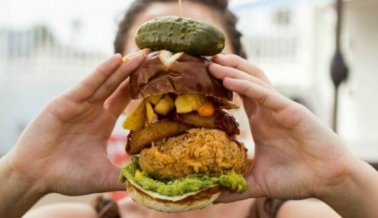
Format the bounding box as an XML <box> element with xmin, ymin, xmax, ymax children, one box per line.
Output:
<box><xmin>155</xmin><ymin>95</ymin><xmax>175</xmax><ymax>115</ymax></box>
<box><xmin>146</xmin><ymin>95</ymin><xmax>162</xmax><ymax>105</ymax></box>
<box><xmin>146</xmin><ymin>101</ymin><xmax>157</xmax><ymax>124</ymax></box>
<box><xmin>180</xmin><ymin>113</ymin><xmax>215</xmax><ymax>129</ymax></box>
<box><xmin>126</xmin><ymin>121</ymin><xmax>191</xmax><ymax>154</ymax></box>
<box><xmin>175</xmin><ymin>94</ymin><xmax>207</xmax><ymax>113</ymax></box>
<box><xmin>179</xmin><ymin>112</ymin><xmax>240</xmax><ymax>136</ymax></box>
<box><xmin>122</xmin><ymin>100</ymin><xmax>146</xmax><ymax>131</ymax></box>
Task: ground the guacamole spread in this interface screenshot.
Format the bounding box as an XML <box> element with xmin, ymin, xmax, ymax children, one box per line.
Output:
<box><xmin>119</xmin><ymin>157</ymin><xmax>247</xmax><ymax>197</ymax></box>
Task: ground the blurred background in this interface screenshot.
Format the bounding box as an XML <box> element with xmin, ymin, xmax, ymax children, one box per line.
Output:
<box><xmin>1</xmin><ymin>0</ymin><xmax>378</xmax><ymax>209</ymax></box>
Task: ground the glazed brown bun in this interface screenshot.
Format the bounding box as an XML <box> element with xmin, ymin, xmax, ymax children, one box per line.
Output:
<box><xmin>129</xmin><ymin>50</ymin><xmax>232</xmax><ymax>101</ymax></box>
<box><xmin>126</xmin><ymin>181</ymin><xmax>221</xmax><ymax>212</ymax></box>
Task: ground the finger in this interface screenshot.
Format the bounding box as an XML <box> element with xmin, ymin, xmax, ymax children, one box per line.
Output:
<box><xmin>88</xmin><ymin>50</ymin><xmax>147</xmax><ymax>103</ymax></box>
<box><xmin>209</xmin><ymin>63</ymin><xmax>271</xmax><ymax>90</ymax></box>
<box><xmin>216</xmin><ymin>190</ymin><xmax>255</xmax><ymax>203</ymax></box>
<box><xmin>65</xmin><ymin>54</ymin><xmax>123</xmax><ymax>103</ymax></box>
<box><xmin>212</xmin><ymin>54</ymin><xmax>271</xmax><ymax>84</ymax></box>
<box><xmin>104</xmin><ymin>79</ymin><xmax>132</xmax><ymax>117</ymax></box>
<box><xmin>216</xmin><ymin>188</ymin><xmax>264</xmax><ymax>203</ymax></box>
<box><xmin>223</xmin><ymin>78</ymin><xmax>290</xmax><ymax>111</ymax></box>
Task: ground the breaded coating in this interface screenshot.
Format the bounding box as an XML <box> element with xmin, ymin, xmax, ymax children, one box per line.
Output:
<box><xmin>139</xmin><ymin>129</ymin><xmax>247</xmax><ymax>179</ymax></box>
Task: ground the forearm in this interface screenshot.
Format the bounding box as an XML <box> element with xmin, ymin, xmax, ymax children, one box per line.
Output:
<box><xmin>319</xmin><ymin>156</ymin><xmax>378</xmax><ymax>218</ymax></box>
<box><xmin>0</xmin><ymin>153</ymin><xmax>45</xmax><ymax>218</ymax></box>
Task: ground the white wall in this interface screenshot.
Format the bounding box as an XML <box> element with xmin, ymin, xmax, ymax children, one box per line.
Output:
<box><xmin>0</xmin><ymin>0</ymin><xmax>129</xmax><ymax>155</ymax></box>
<box><xmin>314</xmin><ymin>1</ymin><xmax>378</xmax><ymax>161</ymax></box>
<box><xmin>234</xmin><ymin>0</ymin><xmax>378</xmax><ymax>161</ymax></box>
<box><xmin>0</xmin><ymin>81</ymin><xmax>72</xmax><ymax>153</ymax></box>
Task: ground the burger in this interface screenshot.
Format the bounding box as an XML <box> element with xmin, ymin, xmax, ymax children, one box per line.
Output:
<box><xmin>119</xmin><ymin>16</ymin><xmax>249</xmax><ymax>212</ymax></box>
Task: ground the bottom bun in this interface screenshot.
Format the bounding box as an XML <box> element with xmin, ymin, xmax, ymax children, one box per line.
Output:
<box><xmin>126</xmin><ymin>181</ymin><xmax>220</xmax><ymax>212</ymax></box>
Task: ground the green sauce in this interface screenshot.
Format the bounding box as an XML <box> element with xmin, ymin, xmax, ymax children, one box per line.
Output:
<box><xmin>119</xmin><ymin>157</ymin><xmax>247</xmax><ymax>197</ymax></box>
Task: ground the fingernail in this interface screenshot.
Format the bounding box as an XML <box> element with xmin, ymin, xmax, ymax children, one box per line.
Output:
<box><xmin>223</xmin><ymin>77</ymin><xmax>234</xmax><ymax>84</ymax></box>
<box><xmin>211</xmin><ymin>55</ymin><xmax>222</xmax><ymax>62</ymax></box>
<box><xmin>107</xmin><ymin>53</ymin><xmax>122</xmax><ymax>68</ymax></box>
<box><xmin>209</xmin><ymin>62</ymin><xmax>221</xmax><ymax>69</ymax></box>
<box><xmin>113</xmin><ymin>53</ymin><xmax>122</xmax><ymax>58</ymax></box>
<box><xmin>139</xmin><ymin>48</ymin><xmax>150</xmax><ymax>57</ymax></box>
<box><xmin>122</xmin><ymin>51</ymin><xmax>137</xmax><ymax>63</ymax></box>
<box><xmin>212</xmin><ymin>53</ymin><xmax>225</xmax><ymax>60</ymax></box>
<box><xmin>123</xmin><ymin>49</ymin><xmax>150</xmax><ymax>63</ymax></box>
<box><xmin>110</xmin><ymin>53</ymin><xmax>122</xmax><ymax>62</ymax></box>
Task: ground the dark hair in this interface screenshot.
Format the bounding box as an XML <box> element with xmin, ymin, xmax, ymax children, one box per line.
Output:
<box><xmin>114</xmin><ymin>0</ymin><xmax>246</xmax><ymax>58</ymax></box>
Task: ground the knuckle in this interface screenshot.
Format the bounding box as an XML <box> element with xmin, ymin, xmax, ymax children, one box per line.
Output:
<box><xmin>229</xmin><ymin>53</ymin><xmax>241</xmax><ymax>61</ymax></box>
<box><xmin>229</xmin><ymin>54</ymin><xmax>242</xmax><ymax>67</ymax></box>
<box><xmin>102</xmin><ymin>81</ymin><xmax>114</xmax><ymax>92</ymax></box>
<box><xmin>240</xmin><ymin>82</ymin><xmax>253</xmax><ymax>94</ymax></box>
<box><xmin>216</xmin><ymin>65</ymin><xmax>230</xmax><ymax>77</ymax></box>
<box><xmin>81</xmin><ymin>81</ymin><xmax>97</xmax><ymax>92</ymax></box>
<box><xmin>258</xmin><ymin>94</ymin><xmax>269</xmax><ymax>105</ymax></box>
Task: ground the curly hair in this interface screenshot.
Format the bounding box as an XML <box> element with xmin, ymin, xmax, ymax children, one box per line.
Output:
<box><xmin>114</xmin><ymin>0</ymin><xmax>246</xmax><ymax>58</ymax></box>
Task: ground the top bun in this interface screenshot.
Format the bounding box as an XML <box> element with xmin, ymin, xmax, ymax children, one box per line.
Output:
<box><xmin>129</xmin><ymin>50</ymin><xmax>232</xmax><ymax>101</ymax></box>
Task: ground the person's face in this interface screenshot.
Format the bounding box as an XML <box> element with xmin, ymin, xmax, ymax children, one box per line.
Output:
<box><xmin>123</xmin><ymin>2</ymin><xmax>233</xmax><ymax>55</ymax></box>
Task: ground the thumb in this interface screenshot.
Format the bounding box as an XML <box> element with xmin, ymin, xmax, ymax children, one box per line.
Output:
<box><xmin>99</xmin><ymin>161</ymin><xmax>125</xmax><ymax>192</ymax></box>
<box><xmin>215</xmin><ymin>174</ymin><xmax>264</xmax><ymax>203</ymax></box>
<box><xmin>216</xmin><ymin>190</ymin><xmax>254</xmax><ymax>203</ymax></box>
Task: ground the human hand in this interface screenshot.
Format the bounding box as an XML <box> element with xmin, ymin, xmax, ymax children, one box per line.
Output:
<box><xmin>6</xmin><ymin>51</ymin><xmax>146</xmax><ymax>196</ymax></box>
<box><xmin>209</xmin><ymin>54</ymin><xmax>355</xmax><ymax>201</ymax></box>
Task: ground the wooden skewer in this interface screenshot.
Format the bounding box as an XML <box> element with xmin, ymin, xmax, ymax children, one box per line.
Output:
<box><xmin>179</xmin><ymin>0</ymin><xmax>183</xmax><ymax>16</ymax></box>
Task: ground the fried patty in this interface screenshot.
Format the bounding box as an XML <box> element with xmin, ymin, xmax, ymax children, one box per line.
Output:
<box><xmin>139</xmin><ymin>128</ymin><xmax>247</xmax><ymax>179</ymax></box>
